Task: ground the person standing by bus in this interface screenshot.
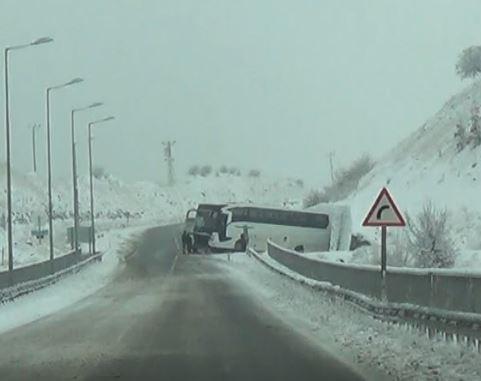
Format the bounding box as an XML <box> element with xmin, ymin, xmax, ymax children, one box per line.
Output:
<box><xmin>235</xmin><ymin>233</ymin><xmax>248</xmax><ymax>252</ymax></box>
<box><xmin>186</xmin><ymin>232</ymin><xmax>193</xmax><ymax>254</ymax></box>
<box><xmin>181</xmin><ymin>231</ymin><xmax>190</xmax><ymax>255</ymax></box>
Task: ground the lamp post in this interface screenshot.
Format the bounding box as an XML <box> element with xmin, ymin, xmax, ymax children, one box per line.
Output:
<box><xmin>4</xmin><ymin>37</ymin><xmax>53</xmax><ymax>283</ymax></box>
<box><xmin>30</xmin><ymin>123</ymin><xmax>41</xmax><ymax>173</ymax></box>
<box><xmin>71</xmin><ymin>102</ymin><xmax>103</xmax><ymax>255</ymax></box>
<box><xmin>87</xmin><ymin>116</ymin><xmax>114</xmax><ymax>255</ymax></box>
<box><xmin>45</xmin><ymin>78</ymin><xmax>83</xmax><ymax>272</ymax></box>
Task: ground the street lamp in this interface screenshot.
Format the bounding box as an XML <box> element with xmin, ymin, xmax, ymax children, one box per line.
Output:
<box><xmin>87</xmin><ymin>116</ymin><xmax>114</xmax><ymax>255</ymax></box>
<box><xmin>45</xmin><ymin>77</ymin><xmax>83</xmax><ymax>272</ymax></box>
<box><xmin>71</xmin><ymin>102</ymin><xmax>103</xmax><ymax>255</ymax></box>
<box><xmin>29</xmin><ymin>123</ymin><xmax>41</xmax><ymax>173</ymax></box>
<box><xmin>3</xmin><ymin>36</ymin><xmax>53</xmax><ymax>283</ymax></box>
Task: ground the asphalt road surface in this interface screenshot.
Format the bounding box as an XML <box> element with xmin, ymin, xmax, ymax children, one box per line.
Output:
<box><xmin>0</xmin><ymin>224</ymin><xmax>368</xmax><ymax>381</ymax></box>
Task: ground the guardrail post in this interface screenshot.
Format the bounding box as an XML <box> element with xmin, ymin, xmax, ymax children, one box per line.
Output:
<box><xmin>467</xmin><ymin>277</ymin><xmax>474</xmax><ymax>312</ymax></box>
<box><xmin>381</xmin><ymin>226</ymin><xmax>387</xmax><ymax>301</ymax></box>
<box><xmin>429</xmin><ymin>272</ymin><xmax>435</xmax><ymax>308</ymax></box>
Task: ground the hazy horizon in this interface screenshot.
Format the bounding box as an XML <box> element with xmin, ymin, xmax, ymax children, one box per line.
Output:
<box><xmin>1</xmin><ymin>0</ymin><xmax>481</xmax><ymax>187</ymax></box>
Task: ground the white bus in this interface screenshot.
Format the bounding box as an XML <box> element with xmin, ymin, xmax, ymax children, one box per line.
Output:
<box><xmin>208</xmin><ymin>204</ymin><xmax>331</xmax><ymax>252</ymax></box>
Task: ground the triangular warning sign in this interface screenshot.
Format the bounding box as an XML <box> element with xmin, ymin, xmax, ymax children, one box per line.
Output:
<box><xmin>362</xmin><ymin>187</ymin><xmax>406</xmax><ymax>227</ymax></box>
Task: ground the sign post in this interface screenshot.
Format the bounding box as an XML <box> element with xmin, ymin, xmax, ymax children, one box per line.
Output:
<box><xmin>31</xmin><ymin>216</ymin><xmax>48</xmax><ymax>244</ymax></box>
<box><xmin>362</xmin><ymin>187</ymin><xmax>405</xmax><ymax>301</ymax></box>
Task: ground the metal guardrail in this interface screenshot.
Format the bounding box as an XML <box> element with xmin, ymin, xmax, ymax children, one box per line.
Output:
<box><xmin>256</xmin><ymin>243</ymin><xmax>481</xmax><ymax>349</ymax></box>
<box><xmin>0</xmin><ymin>252</ymin><xmax>102</xmax><ymax>303</ymax></box>
<box><xmin>267</xmin><ymin>240</ymin><xmax>481</xmax><ymax>314</ymax></box>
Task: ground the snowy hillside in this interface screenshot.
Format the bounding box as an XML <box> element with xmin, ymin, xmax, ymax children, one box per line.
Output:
<box><xmin>347</xmin><ymin>79</ymin><xmax>481</xmax><ymax>252</ymax></box>
<box><xmin>0</xmin><ymin>168</ymin><xmax>304</xmax><ymax>269</ymax></box>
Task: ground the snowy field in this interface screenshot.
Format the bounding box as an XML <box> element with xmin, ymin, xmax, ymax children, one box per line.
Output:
<box><xmin>212</xmin><ymin>252</ymin><xmax>481</xmax><ymax>381</ymax></box>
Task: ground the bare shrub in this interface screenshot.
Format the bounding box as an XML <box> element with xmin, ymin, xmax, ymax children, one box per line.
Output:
<box><xmin>295</xmin><ymin>179</ymin><xmax>304</xmax><ymax>188</ymax></box>
<box><xmin>306</xmin><ymin>154</ymin><xmax>374</xmax><ymax>206</ymax></box>
<box><xmin>188</xmin><ymin>165</ymin><xmax>200</xmax><ymax>176</ymax></box>
<box><xmin>454</xmin><ymin>122</ymin><xmax>468</xmax><ymax>152</ymax></box>
<box><xmin>199</xmin><ymin>165</ymin><xmax>213</xmax><ymax>177</ymax></box>
<box><xmin>93</xmin><ymin>166</ymin><xmax>108</xmax><ymax>180</ymax></box>
<box><xmin>248</xmin><ymin>169</ymin><xmax>261</xmax><ymax>177</ymax></box>
<box><xmin>406</xmin><ymin>201</ymin><xmax>457</xmax><ymax>268</ymax></box>
<box><xmin>303</xmin><ymin>190</ymin><xmax>330</xmax><ymax>208</ymax></box>
<box><xmin>324</xmin><ymin>154</ymin><xmax>375</xmax><ymax>202</ymax></box>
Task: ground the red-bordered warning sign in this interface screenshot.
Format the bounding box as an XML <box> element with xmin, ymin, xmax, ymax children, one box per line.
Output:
<box><xmin>362</xmin><ymin>187</ymin><xmax>405</xmax><ymax>227</ymax></box>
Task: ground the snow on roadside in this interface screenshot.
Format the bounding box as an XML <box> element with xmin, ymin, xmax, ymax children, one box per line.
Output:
<box><xmin>211</xmin><ymin>252</ymin><xmax>481</xmax><ymax>381</ymax></box>
<box><xmin>0</xmin><ymin>225</ymin><xmax>148</xmax><ymax>335</ymax></box>
<box><xmin>0</xmin><ymin>171</ymin><xmax>304</xmax><ymax>270</ymax></box>
<box><xmin>301</xmin><ymin>246</ymin><xmax>481</xmax><ymax>274</ymax></box>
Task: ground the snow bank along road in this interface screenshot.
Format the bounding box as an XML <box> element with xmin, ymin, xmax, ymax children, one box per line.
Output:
<box><xmin>0</xmin><ymin>224</ymin><xmax>370</xmax><ymax>381</ymax></box>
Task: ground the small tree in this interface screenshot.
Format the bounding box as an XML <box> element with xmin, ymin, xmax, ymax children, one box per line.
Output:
<box><xmin>406</xmin><ymin>201</ymin><xmax>456</xmax><ymax>268</ymax></box>
<box><xmin>456</xmin><ymin>46</ymin><xmax>481</xmax><ymax>79</ymax></box>
<box><xmin>454</xmin><ymin>122</ymin><xmax>467</xmax><ymax>152</ymax></box>
<box><xmin>303</xmin><ymin>190</ymin><xmax>329</xmax><ymax>208</ymax></box>
<box><xmin>93</xmin><ymin>166</ymin><xmax>107</xmax><ymax>179</ymax></box>
<box><xmin>219</xmin><ymin>165</ymin><xmax>229</xmax><ymax>174</ymax></box>
<box><xmin>200</xmin><ymin>165</ymin><xmax>212</xmax><ymax>177</ymax></box>
<box><xmin>322</xmin><ymin>154</ymin><xmax>375</xmax><ymax>202</ymax></box>
<box><xmin>188</xmin><ymin>165</ymin><xmax>200</xmax><ymax>176</ymax></box>
<box><xmin>469</xmin><ymin>105</ymin><xmax>481</xmax><ymax>147</ymax></box>
<box><xmin>248</xmin><ymin>169</ymin><xmax>261</xmax><ymax>177</ymax></box>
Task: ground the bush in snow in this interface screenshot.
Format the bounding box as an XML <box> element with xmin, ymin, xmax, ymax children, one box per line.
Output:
<box><xmin>248</xmin><ymin>169</ymin><xmax>261</xmax><ymax>177</ymax></box>
<box><xmin>303</xmin><ymin>190</ymin><xmax>329</xmax><ymax>208</ymax></box>
<box><xmin>295</xmin><ymin>179</ymin><xmax>304</xmax><ymax>188</ymax></box>
<box><xmin>219</xmin><ymin>165</ymin><xmax>229</xmax><ymax>174</ymax></box>
<box><xmin>93</xmin><ymin>166</ymin><xmax>108</xmax><ymax>180</ymax></box>
<box><xmin>199</xmin><ymin>165</ymin><xmax>213</xmax><ymax>177</ymax></box>
<box><xmin>406</xmin><ymin>201</ymin><xmax>456</xmax><ymax>268</ymax></box>
<box><xmin>454</xmin><ymin>122</ymin><xmax>468</xmax><ymax>152</ymax></box>
<box><xmin>228</xmin><ymin>166</ymin><xmax>241</xmax><ymax>176</ymax></box>
<box><xmin>325</xmin><ymin>154</ymin><xmax>374</xmax><ymax>202</ymax></box>
<box><xmin>468</xmin><ymin>105</ymin><xmax>481</xmax><ymax>147</ymax></box>
<box><xmin>351</xmin><ymin>231</ymin><xmax>410</xmax><ymax>267</ymax></box>
<box><xmin>306</xmin><ymin>154</ymin><xmax>375</xmax><ymax>206</ymax></box>
<box><xmin>187</xmin><ymin>165</ymin><xmax>200</xmax><ymax>176</ymax></box>
<box><xmin>456</xmin><ymin>46</ymin><xmax>481</xmax><ymax>79</ymax></box>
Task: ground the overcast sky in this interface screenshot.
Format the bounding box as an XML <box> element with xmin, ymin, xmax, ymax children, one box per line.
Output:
<box><xmin>1</xmin><ymin>0</ymin><xmax>480</xmax><ymax>186</ymax></box>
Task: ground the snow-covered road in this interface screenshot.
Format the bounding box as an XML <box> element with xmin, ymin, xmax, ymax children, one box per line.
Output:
<box><xmin>0</xmin><ymin>224</ymin><xmax>369</xmax><ymax>381</ymax></box>
<box><xmin>2</xmin><ymin>222</ymin><xmax>479</xmax><ymax>380</ymax></box>
<box><xmin>214</xmin><ymin>252</ymin><xmax>481</xmax><ymax>380</ymax></box>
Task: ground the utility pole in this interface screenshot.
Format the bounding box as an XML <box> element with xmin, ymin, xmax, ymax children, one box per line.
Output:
<box><xmin>30</xmin><ymin>123</ymin><xmax>40</xmax><ymax>173</ymax></box>
<box><xmin>327</xmin><ymin>151</ymin><xmax>336</xmax><ymax>184</ymax></box>
<box><xmin>163</xmin><ymin>140</ymin><xmax>176</xmax><ymax>186</ymax></box>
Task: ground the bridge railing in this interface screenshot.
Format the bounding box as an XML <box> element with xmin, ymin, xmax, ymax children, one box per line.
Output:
<box><xmin>267</xmin><ymin>240</ymin><xmax>481</xmax><ymax>314</ymax></box>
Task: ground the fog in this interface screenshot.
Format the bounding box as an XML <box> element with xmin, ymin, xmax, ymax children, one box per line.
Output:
<box><xmin>1</xmin><ymin>0</ymin><xmax>480</xmax><ymax>186</ymax></box>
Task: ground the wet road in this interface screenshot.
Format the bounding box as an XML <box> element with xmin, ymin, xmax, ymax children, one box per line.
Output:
<box><xmin>0</xmin><ymin>224</ymin><xmax>365</xmax><ymax>380</ymax></box>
